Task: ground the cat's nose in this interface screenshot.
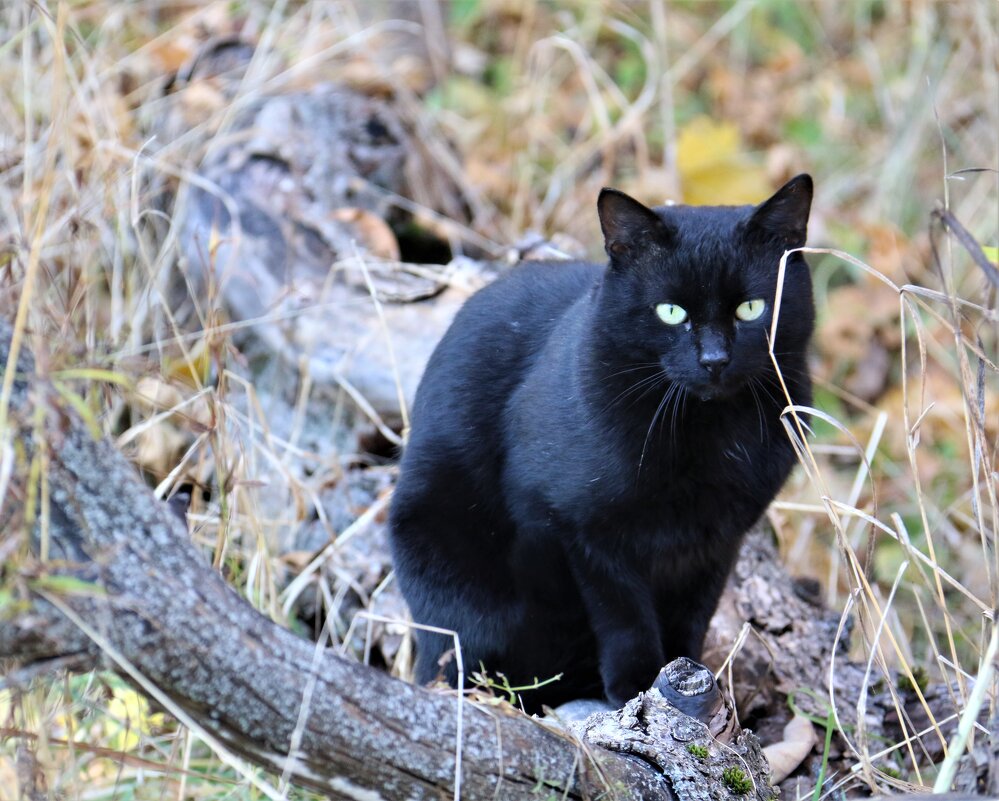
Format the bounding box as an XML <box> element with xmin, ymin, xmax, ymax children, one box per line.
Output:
<box><xmin>699</xmin><ymin>349</ymin><xmax>730</xmax><ymax>377</ymax></box>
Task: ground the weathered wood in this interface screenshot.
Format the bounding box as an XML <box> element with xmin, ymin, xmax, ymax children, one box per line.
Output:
<box><xmin>0</xmin><ymin>319</ymin><xmax>687</xmax><ymax>800</ymax></box>
<box><xmin>580</xmin><ymin>691</ymin><xmax>772</xmax><ymax>801</ymax></box>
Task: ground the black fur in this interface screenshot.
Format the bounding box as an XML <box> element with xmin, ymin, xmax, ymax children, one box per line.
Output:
<box><xmin>389</xmin><ymin>175</ymin><xmax>815</xmax><ymax>711</ymax></box>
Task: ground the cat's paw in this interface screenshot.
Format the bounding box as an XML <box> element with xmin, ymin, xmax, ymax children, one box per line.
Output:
<box><xmin>603</xmin><ymin>662</ymin><xmax>662</xmax><ymax>708</ymax></box>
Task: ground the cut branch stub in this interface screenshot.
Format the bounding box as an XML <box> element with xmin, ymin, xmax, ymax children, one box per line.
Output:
<box><xmin>581</xmin><ymin>688</ymin><xmax>773</xmax><ymax>801</ymax></box>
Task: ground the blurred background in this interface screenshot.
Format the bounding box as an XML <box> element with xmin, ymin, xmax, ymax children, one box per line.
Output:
<box><xmin>0</xmin><ymin>1</ymin><xmax>996</xmax><ymax>797</ymax></box>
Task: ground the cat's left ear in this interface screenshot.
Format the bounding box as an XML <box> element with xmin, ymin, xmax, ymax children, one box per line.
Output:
<box><xmin>598</xmin><ymin>188</ymin><xmax>675</xmax><ymax>260</ymax></box>
<box><xmin>746</xmin><ymin>174</ymin><xmax>813</xmax><ymax>249</ymax></box>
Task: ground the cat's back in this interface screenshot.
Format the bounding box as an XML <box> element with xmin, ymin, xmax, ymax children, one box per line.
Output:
<box><xmin>409</xmin><ymin>259</ymin><xmax>601</xmax><ymax>429</ymax></box>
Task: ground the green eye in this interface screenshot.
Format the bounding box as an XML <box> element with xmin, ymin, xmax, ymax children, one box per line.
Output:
<box><xmin>735</xmin><ymin>299</ymin><xmax>765</xmax><ymax>321</ymax></box>
<box><xmin>655</xmin><ymin>303</ymin><xmax>688</xmax><ymax>325</ymax></box>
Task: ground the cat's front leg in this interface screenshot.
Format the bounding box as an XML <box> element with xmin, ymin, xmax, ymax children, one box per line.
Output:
<box><xmin>566</xmin><ymin>548</ymin><xmax>665</xmax><ymax>707</ymax></box>
<box><xmin>654</xmin><ymin>550</ymin><xmax>737</xmax><ymax>665</ymax></box>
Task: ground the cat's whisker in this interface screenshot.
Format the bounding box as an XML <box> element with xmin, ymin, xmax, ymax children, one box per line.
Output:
<box><xmin>638</xmin><ymin>381</ymin><xmax>678</xmax><ymax>475</ymax></box>
<box><xmin>768</xmin><ymin>366</ymin><xmax>810</xmax><ymax>380</ymax></box>
<box><xmin>753</xmin><ymin>374</ymin><xmax>787</xmax><ymax>405</ymax></box>
<box><xmin>673</xmin><ymin>386</ymin><xmax>689</xmax><ymax>443</ymax></box>
<box><xmin>602</xmin><ymin>362</ymin><xmax>663</xmax><ymax>381</ymax></box>
<box><xmin>747</xmin><ymin>378</ymin><xmax>767</xmax><ymax>441</ymax></box>
<box><xmin>656</xmin><ymin>382</ymin><xmax>678</xmax><ymax>450</ymax></box>
<box><xmin>602</xmin><ymin>369</ymin><xmax>670</xmax><ymax>412</ymax></box>
<box><xmin>758</xmin><ymin>373</ymin><xmax>809</xmax><ymax>410</ymax></box>
<box><xmin>766</xmin><ymin>355</ymin><xmax>811</xmax><ymax>379</ymax></box>
<box><xmin>667</xmin><ymin>386</ymin><xmax>682</xmax><ymax>444</ymax></box>
<box><xmin>641</xmin><ymin>375</ymin><xmax>674</xmax><ymax>406</ymax></box>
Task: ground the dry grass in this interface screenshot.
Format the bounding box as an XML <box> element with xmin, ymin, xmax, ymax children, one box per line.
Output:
<box><xmin>0</xmin><ymin>0</ymin><xmax>996</xmax><ymax>798</ymax></box>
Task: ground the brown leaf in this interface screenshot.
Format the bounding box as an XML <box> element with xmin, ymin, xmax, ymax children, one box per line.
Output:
<box><xmin>331</xmin><ymin>208</ymin><xmax>401</xmax><ymax>261</ymax></box>
<box><xmin>763</xmin><ymin>713</ymin><xmax>817</xmax><ymax>782</ymax></box>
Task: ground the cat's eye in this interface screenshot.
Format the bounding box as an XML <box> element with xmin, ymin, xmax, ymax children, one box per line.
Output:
<box><xmin>735</xmin><ymin>299</ymin><xmax>765</xmax><ymax>321</ymax></box>
<box><xmin>655</xmin><ymin>303</ymin><xmax>688</xmax><ymax>325</ymax></box>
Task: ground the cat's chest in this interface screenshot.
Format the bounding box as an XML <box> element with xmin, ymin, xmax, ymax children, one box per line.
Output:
<box><xmin>557</xmin><ymin>482</ymin><xmax>748</xmax><ymax>568</ymax></box>
<box><xmin>603</xmin><ymin>416</ymin><xmax>780</xmax><ymax>499</ymax></box>
<box><xmin>507</xmin><ymin>398</ymin><xmax>784</xmax><ymax>512</ymax></box>
<box><xmin>544</xmin><ymin>428</ymin><xmax>789</xmax><ymax>563</ymax></box>
<box><xmin>598</xmin><ymin>454</ymin><xmax>759</xmax><ymax>526</ymax></box>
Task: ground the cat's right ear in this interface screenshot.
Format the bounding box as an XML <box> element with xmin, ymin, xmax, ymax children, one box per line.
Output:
<box><xmin>598</xmin><ymin>188</ymin><xmax>674</xmax><ymax>261</ymax></box>
<box><xmin>746</xmin><ymin>173</ymin><xmax>813</xmax><ymax>249</ymax></box>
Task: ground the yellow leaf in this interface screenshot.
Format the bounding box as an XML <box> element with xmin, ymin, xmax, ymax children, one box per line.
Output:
<box><xmin>162</xmin><ymin>339</ymin><xmax>211</xmax><ymax>388</ymax></box>
<box><xmin>676</xmin><ymin>116</ymin><xmax>769</xmax><ymax>206</ymax></box>
<box><xmin>105</xmin><ymin>686</ymin><xmax>165</xmax><ymax>752</ymax></box>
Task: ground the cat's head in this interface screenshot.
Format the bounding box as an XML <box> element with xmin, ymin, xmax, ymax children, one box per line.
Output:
<box><xmin>594</xmin><ymin>174</ymin><xmax>814</xmax><ymax>401</ymax></box>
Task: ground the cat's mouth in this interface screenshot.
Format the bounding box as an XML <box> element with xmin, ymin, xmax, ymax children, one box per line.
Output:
<box><xmin>694</xmin><ymin>387</ymin><xmax>724</xmax><ymax>401</ymax></box>
<box><xmin>689</xmin><ymin>377</ymin><xmax>740</xmax><ymax>402</ymax></box>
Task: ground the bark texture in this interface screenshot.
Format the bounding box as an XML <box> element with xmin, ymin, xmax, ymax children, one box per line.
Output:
<box><xmin>0</xmin><ymin>319</ymin><xmax>775</xmax><ymax>800</ymax></box>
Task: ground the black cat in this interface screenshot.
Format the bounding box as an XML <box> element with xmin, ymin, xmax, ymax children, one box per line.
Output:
<box><xmin>389</xmin><ymin>175</ymin><xmax>814</xmax><ymax>712</ymax></box>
